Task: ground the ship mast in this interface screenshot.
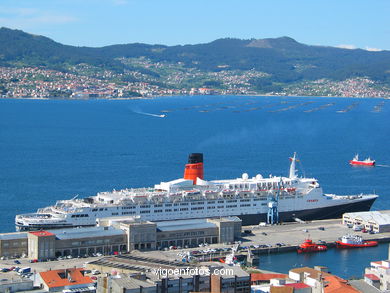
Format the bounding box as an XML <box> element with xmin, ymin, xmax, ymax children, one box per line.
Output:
<box><xmin>289</xmin><ymin>152</ymin><xmax>298</xmax><ymax>179</ymax></box>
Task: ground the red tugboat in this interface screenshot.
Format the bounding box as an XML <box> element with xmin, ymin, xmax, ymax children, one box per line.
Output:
<box><xmin>349</xmin><ymin>154</ymin><xmax>375</xmax><ymax>166</ymax></box>
<box><xmin>297</xmin><ymin>239</ymin><xmax>327</xmax><ymax>253</ymax></box>
<box><xmin>336</xmin><ymin>234</ymin><xmax>378</xmax><ymax>248</ymax></box>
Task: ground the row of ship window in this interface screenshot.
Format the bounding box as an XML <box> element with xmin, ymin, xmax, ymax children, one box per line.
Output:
<box><xmin>122</xmin><ymin>198</ymin><xmax>266</xmax><ymax>210</ymax></box>
<box><xmin>71</xmin><ymin>214</ymin><xmax>89</xmax><ymax>218</ymax></box>
<box><xmin>91</xmin><ymin>208</ymin><xmax>108</xmax><ymax>212</ymax></box>
<box><xmin>90</xmin><ymin>198</ymin><xmax>275</xmax><ymax>216</ymax></box>
<box><xmin>117</xmin><ymin>203</ymin><xmax>258</xmax><ymax>215</ymax></box>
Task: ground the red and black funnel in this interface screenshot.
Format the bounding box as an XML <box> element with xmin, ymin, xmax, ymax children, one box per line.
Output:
<box><xmin>183</xmin><ymin>153</ymin><xmax>204</xmax><ymax>184</ymax></box>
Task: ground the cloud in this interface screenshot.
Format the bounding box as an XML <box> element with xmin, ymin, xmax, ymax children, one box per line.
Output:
<box><xmin>0</xmin><ymin>6</ymin><xmax>77</xmax><ymax>28</ymax></box>
<box><xmin>365</xmin><ymin>47</ymin><xmax>382</xmax><ymax>52</ymax></box>
<box><xmin>336</xmin><ymin>44</ymin><xmax>383</xmax><ymax>52</ymax></box>
<box><xmin>336</xmin><ymin>44</ymin><xmax>357</xmax><ymax>50</ymax></box>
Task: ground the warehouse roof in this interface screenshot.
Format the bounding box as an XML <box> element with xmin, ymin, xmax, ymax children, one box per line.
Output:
<box><xmin>48</xmin><ymin>226</ymin><xmax>125</xmax><ymax>240</ymax></box>
<box><xmin>112</xmin><ymin>276</ymin><xmax>156</xmax><ymax>289</ymax></box>
<box><xmin>0</xmin><ymin>232</ymin><xmax>27</xmax><ymax>240</ymax></box>
<box><xmin>156</xmin><ymin>219</ymin><xmax>216</xmax><ymax>232</ymax></box>
<box><xmin>344</xmin><ymin>211</ymin><xmax>390</xmax><ymax>225</ymax></box>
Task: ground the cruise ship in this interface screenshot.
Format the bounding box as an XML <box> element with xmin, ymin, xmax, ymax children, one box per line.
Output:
<box><xmin>15</xmin><ymin>153</ymin><xmax>378</xmax><ymax>231</ymax></box>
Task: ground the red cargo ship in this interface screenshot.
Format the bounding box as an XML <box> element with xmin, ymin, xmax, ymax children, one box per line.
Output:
<box><xmin>297</xmin><ymin>239</ymin><xmax>327</xmax><ymax>253</ymax></box>
<box><xmin>336</xmin><ymin>235</ymin><xmax>378</xmax><ymax>248</ymax></box>
<box><xmin>349</xmin><ymin>154</ymin><xmax>375</xmax><ymax>166</ymax></box>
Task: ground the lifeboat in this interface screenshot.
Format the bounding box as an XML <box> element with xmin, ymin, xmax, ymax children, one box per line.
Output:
<box><xmin>297</xmin><ymin>239</ymin><xmax>327</xmax><ymax>253</ymax></box>
<box><xmin>349</xmin><ymin>154</ymin><xmax>375</xmax><ymax>166</ymax></box>
<box><xmin>336</xmin><ymin>234</ymin><xmax>378</xmax><ymax>248</ymax></box>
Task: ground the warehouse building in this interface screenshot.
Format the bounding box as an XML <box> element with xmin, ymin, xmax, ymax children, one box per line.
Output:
<box><xmin>342</xmin><ymin>211</ymin><xmax>390</xmax><ymax>233</ymax></box>
<box><xmin>0</xmin><ymin>232</ymin><xmax>28</xmax><ymax>258</ymax></box>
<box><xmin>0</xmin><ymin>217</ymin><xmax>242</xmax><ymax>259</ymax></box>
<box><xmin>112</xmin><ymin>217</ymin><xmax>242</xmax><ymax>250</ymax></box>
<box><xmin>0</xmin><ymin>227</ymin><xmax>127</xmax><ymax>260</ymax></box>
<box><xmin>52</xmin><ymin>226</ymin><xmax>127</xmax><ymax>258</ymax></box>
<box><xmin>28</xmin><ymin>231</ymin><xmax>56</xmax><ymax>260</ymax></box>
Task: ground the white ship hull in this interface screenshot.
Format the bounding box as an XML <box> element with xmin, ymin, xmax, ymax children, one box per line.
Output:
<box><xmin>15</xmin><ymin>153</ymin><xmax>378</xmax><ymax>231</ymax></box>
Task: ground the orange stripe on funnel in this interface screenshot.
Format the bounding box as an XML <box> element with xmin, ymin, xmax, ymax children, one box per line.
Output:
<box><xmin>183</xmin><ymin>153</ymin><xmax>204</xmax><ymax>184</ymax></box>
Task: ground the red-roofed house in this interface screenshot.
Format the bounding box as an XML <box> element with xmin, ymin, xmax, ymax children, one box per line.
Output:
<box><xmin>270</xmin><ymin>287</ymin><xmax>293</xmax><ymax>293</ymax></box>
<box><xmin>39</xmin><ymin>268</ymin><xmax>95</xmax><ymax>292</ymax></box>
<box><xmin>285</xmin><ymin>282</ymin><xmax>311</xmax><ymax>292</ymax></box>
<box><xmin>289</xmin><ymin>266</ymin><xmax>360</xmax><ymax>293</ymax></box>
<box><xmin>251</xmin><ymin>273</ymin><xmax>288</xmax><ymax>284</ymax></box>
<box><xmin>322</xmin><ymin>274</ymin><xmax>359</xmax><ymax>293</ymax></box>
<box><xmin>364</xmin><ymin>274</ymin><xmax>380</xmax><ymax>281</ymax></box>
<box><xmin>364</xmin><ymin>274</ymin><xmax>380</xmax><ymax>289</ymax></box>
<box><xmin>365</xmin><ymin>259</ymin><xmax>390</xmax><ymax>290</ymax></box>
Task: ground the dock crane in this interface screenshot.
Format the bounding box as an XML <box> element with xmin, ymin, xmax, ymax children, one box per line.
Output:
<box><xmin>267</xmin><ymin>179</ymin><xmax>281</xmax><ymax>225</ymax></box>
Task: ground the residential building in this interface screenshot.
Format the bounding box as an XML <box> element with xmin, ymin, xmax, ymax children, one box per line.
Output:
<box><xmin>39</xmin><ymin>268</ymin><xmax>95</xmax><ymax>292</ymax></box>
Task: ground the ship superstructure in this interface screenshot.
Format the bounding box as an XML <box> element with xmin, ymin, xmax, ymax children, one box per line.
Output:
<box><xmin>15</xmin><ymin>153</ymin><xmax>378</xmax><ymax>231</ymax></box>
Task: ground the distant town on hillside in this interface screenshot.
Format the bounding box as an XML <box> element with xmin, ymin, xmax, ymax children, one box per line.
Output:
<box><xmin>0</xmin><ymin>27</ymin><xmax>389</xmax><ymax>99</ymax></box>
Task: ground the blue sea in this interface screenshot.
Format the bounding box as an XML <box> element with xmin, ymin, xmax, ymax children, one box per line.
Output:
<box><xmin>0</xmin><ymin>95</ymin><xmax>389</xmax><ymax>278</ymax></box>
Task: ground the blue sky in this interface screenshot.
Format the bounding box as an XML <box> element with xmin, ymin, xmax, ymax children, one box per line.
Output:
<box><xmin>0</xmin><ymin>0</ymin><xmax>389</xmax><ymax>50</ymax></box>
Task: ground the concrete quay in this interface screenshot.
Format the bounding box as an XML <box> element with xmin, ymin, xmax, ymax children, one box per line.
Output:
<box><xmin>159</xmin><ymin>218</ymin><xmax>390</xmax><ymax>260</ymax></box>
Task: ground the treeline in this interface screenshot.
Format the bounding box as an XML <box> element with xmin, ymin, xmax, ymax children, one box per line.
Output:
<box><xmin>1</xmin><ymin>27</ymin><xmax>389</xmax><ymax>85</ymax></box>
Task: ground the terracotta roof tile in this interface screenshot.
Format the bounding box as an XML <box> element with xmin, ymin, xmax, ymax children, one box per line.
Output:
<box><xmin>285</xmin><ymin>282</ymin><xmax>311</xmax><ymax>288</ymax></box>
<box><xmin>251</xmin><ymin>273</ymin><xmax>288</xmax><ymax>282</ymax></box>
<box><xmin>270</xmin><ymin>286</ymin><xmax>294</xmax><ymax>293</ymax></box>
<box><xmin>40</xmin><ymin>268</ymin><xmax>93</xmax><ymax>288</ymax></box>
<box><xmin>364</xmin><ymin>274</ymin><xmax>380</xmax><ymax>281</ymax></box>
<box><xmin>323</xmin><ymin>274</ymin><xmax>360</xmax><ymax>293</ymax></box>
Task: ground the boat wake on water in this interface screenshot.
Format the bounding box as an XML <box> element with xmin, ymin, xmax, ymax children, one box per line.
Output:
<box><xmin>131</xmin><ymin>109</ymin><xmax>166</xmax><ymax>118</ymax></box>
<box><xmin>376</xmin><ymin>164</ymin><xmax>390</xmax><ymax>168</ymax></box>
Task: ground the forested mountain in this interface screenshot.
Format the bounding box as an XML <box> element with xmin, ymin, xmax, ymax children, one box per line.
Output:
<box><xmin>1</xmin><ymin>27</ymin><xmax>389</xmax><ymax>86</ymax></box>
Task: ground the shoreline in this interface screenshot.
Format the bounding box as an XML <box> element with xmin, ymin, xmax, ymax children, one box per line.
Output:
<box><xmin>0</xmin><ymin>94</ymin><xmax>389</xmax><ymax>101</ymax></box>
